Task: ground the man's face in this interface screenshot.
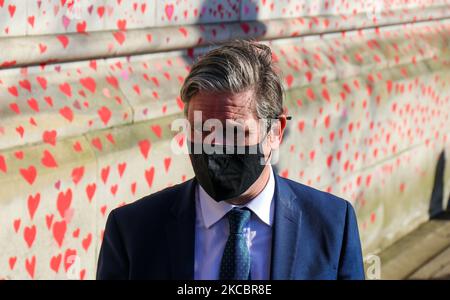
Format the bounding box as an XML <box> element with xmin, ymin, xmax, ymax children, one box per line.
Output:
<box><xmin>186</xmin><ymin>90</ymin><xmax>284</xmax><ymax>160</ymax></box>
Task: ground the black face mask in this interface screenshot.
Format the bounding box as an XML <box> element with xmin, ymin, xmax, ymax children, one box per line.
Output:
<box><xmin>188</xmin><ymin>139</ymin><xmax>270</xmax><ymax>202</ymax></box>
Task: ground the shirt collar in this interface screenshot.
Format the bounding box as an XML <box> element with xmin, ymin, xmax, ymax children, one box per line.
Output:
<box><xmin>198</xmin><ymin>165</ymin><xmax>275</xmax><ymax>229</ymax></box>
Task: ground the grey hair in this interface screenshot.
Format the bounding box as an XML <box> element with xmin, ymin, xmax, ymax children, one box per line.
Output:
<box><xmin>179</xmin><ymin>39</ymin><xmax>284</xmax><ymax>130</ymax></box>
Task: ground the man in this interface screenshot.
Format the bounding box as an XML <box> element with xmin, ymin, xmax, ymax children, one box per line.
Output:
<box><xmin>96</xmin><ymin>40</ymin><xmax>365</xmax><ymax>280</ymax></box>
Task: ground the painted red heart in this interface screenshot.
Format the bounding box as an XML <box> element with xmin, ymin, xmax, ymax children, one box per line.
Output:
<box><xmin>164</xmin><ymin>157</ymin><xmax>171</xmax><ymax>173</ymax></box>
<box><xmin>57</xmin><ymin>189</ymin><xmax>72</xmax><ymax>218</ymax></box>
<box><xmin>52</xmin><ymin>220</ymin><xmax>66</xmax><ymax>248</ymax></box>
<box><xmin>50</xmin><ymin>254</ymin><xmax>62</xmax><ymax>273</ymax></box>
<box><xmin>145</xmin><ymin>167</ymin><xmax>155</xmax><ymax>188</ymax></box>
<box><xmin>36</xmin><ymin>76</ymin><xmax>47</xmax><ymax>90</ymax></box>
<box><xmin>71</xmin><ymin>166</ymin><xmax>84</xmax><ymax>185</ymax></box>
<box><xmin>13</xmin><ymin>219</ymin><xmax>21</xmax><ymax>233</ymax></box>
<box><xmin>91</xmin><ymin>137</ymin><xmax>103</xmax><ymax>151</ymax></box>
<box><xmin>27</xmin><ymin>98</ymin><xmax>39</xmax><ymax>112</ymax></box>
<box><xmin>80</xmin><ymin>77</ymin><xmax>96</xmax><ymax>93</ymax></box>
<box><xmin>113</xmin><ymin>31</ymin><xmax>126</xmax><ymax>45</ymax></box>
<box><xmin>19</xmin><ymin>79</ymin><xmax>31</xmax><ymax>92</ymax></box>
<box><xmin>46</xmin><ymin>214</ymin><xmax>54</xmax><ymax>230</ymax></box>
<box><xmin>64</xmin><ymin>248</ymin><xmax>77</xmax><ymax>272</ymax></box>
<box><xmin>43</xmin><ymin>130</ymin><xmax>57</xmax><ymax>146</ymax></box>
<box><xmin>0</xmin><ymin>154</ymin><xmax>7</xmax><ymax>173</ymax></box>
<box><xmin>9</xmin><ymin>256</ymin><xmax>16</xmax><ymax>270</ymax></box>
<box><xmin>59</xmin><ymin>106</ymin><xmax>73</xmax><ymax>122</ymax></box>
<box><xmin>101</xmin><ymin>166</ymin><xmax>110</xmax><ymax>184</ymax></box>
<box><xmin>85</xmin><ymin>183</ymin><xmax>96</xmax><ymax>203</ymax></box>
<box><xmin>41</xmin><ymin>150</ymin><xmax>58</xmax><ymax>168</ymax></box>
<box><xmin>20</xmin><ymin>165</ymin><xmax>37</xmax><ymax>185</ymax></box>
<box><xmin>138</xmin><ymin>139</ymin><xmax>151</xmax><ymax>159</ymax></box>
<box><xmin>98</xmin><ymin>106</ymin><xmax>112</xmax><ymax>125</ymax></box>
<box><xmin>117</xmin><ymin>162</ymin><xmax>126</xmax><ymax>177</ymax></box>
<box><xmin>82</xmin><ymin>233</ymin><xmax>92</xmax><ymax>251</ymax></box>
<box><xmin>25</xmin><ymin>256</ymin><xmax>36</xmax><ymax>279</ymax></box>
<box><xmin>151</xmin><ymin>125</ymin><xmax>162</xmax><ymax>138</ymax></box>
<box><xmin>57</xmin><ymin>35</ymin><xmax>69</xmax><ymax>48</ymax></box>
<box><xmin>59</xmin><ymin>82</ymin><xmax>72</xmax><ymax>97</ymax></box>
<box><xmin>24</xmin><ymin>225</ymin><xmax>36</xmax><ymax>248</ymax></box>
<box><xmin>27</xmin><ymin>193</ymin><xmax>40</xmax><ymax>220</ymax></box>
<box><xmin>165</xmin><ymin>4</ymin><xmax>174</xmax><ymax>20</ymax></box>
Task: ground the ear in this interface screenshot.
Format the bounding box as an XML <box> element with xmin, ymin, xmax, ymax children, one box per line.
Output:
<box><xmin>268</xmin><ymin>114</ymin><xmax>287</xmax><ymax>150</ymax></box>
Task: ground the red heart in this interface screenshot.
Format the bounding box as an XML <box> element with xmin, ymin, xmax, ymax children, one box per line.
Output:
<box><xmin>97</xmin><ymin>6</ymin><xmax>105</xmax><ymax>17</ymax></box>
<box><xmin>27</xmin><ymin>98</ymin><xmax>39</xmax><ymax>112</ymax></box>
<box><xmin>240</xmin><ymin>22</ymin><xmax>250</xmax><ymax>34</ymax></box>
<box><xmin>19</xmin><ymin>79</ymin><xmax>31</xmax><ymax>92</ymax></box>
<box><xmin>138</xmin><ymin>139</ymin><xmax>151</xmax><ymax>159</ymax></box>
<box><xmin>72</xmin><ymin>228</ymin><xmax>80</xmax><ymax>238</ymax></box>
<box><xmin>97</xmin><ymin>106</ymin><xmax>112</xmax><ymax>125</ymax></box>
<box><xmin>52</xmin><ymin>220</ymin><xmax>66</xmax><ymax>247</ymax></box>
<box><xmin>164</xmin><ymin>157</ymin><xmax>171</xmax><ymax>173</ymax></box>
<box><xmin>85</xmin><ymin>183</ymin><xmax>96</xmax><ymax>203</ymax></box>
<box><xmin>20</xmin><ymin>165</ymin><xmax>37</xmax><ymax>185</ymax></box>
<box><xmin>285</xmin><ymin>74</ymin><xmax>294</xmax><ymax>88</ymax></box>
<box><xmin>27</xmin><ymin>15</ymin><xmax>35</xmax><ymax>27</ymax></box>
<box><xmin>110</xmin><ymin>184</ymin><xmax>118</xmax><ymax>196</ymax></box>
<box><xmin>117</xmin><ymin>162</ymin><xmax>126</xmax><ymax>178</ymax></box>
<box><xmin>106</xmin><ymin>76</ymin><xmax>119</xmax><ymax>89</ymax></box>
<box><xmin>50</xmin><ymin>254</ymin><xmax>62</xmax><ymax>273</ymax></box>
<box><xmin>46</xmin><ymin>214</ymin><xmax>54</xmax><ymax>230</ymax></box>
<box><xmin>24</xmin><ymin>225</ymin><xmax>36</xmax><ymax>248</ymax></box>
<box><xmin>0</xmin><ymin>154</ymin><xmax>7</xmax><ymax>173</ymax></box>
<box><xmin>59</xmin><ymin>106</ymin><xmax>73</xmax><ymax>122</ymax></box>
<box><xmin>43</xmin><ymin>130</ymin><xmax>57</xmax><ymax>145</ymax></box>
<box><xmin>73</xmin><ymin>141</ymin><xmax>83</xmax><ymax>152</ymax></box>
<box><xmin>27</xmin><ymin>193</ymin><xmax>40</xmax><ymax>220</ymax></box>
<box><xmin>41</xmin><ymin>150</ymin><xmax>58</xmax><ymax>168</ymax></box>
<box><xmin>82</xmin><ymin>233</ymin><xmax>92</xmax><ymax>251</ymax></box>
<box><xmin>145</xmin><ymin>167</ymin><xmax>155</xmax><ymax>188</ymax></box>
<box><xmin>117</xmin><ymin>19</ymin><xmax>127</xmax><ymax>31</ymax></box>
<box><xmin>8</xmin><ymin>86</ymin><xmax>18</xmax><ymax>97</ymax></box>
<box><xmin>9</xmin><ymin>256</ymin><xmax>16</xmax><ymax>270</ymax></box>
<box><xmin>151</xmin><ymin>125</ymin><xmax>162</xmax><ymax>138</ymax></box>
<box><xmin>13</xmin><ymin>219</ymin><xmax>21</xmax><ymax>233</ymax></box>
<box><xmin>25</xmin><ymin>256</ymin><xmax>36</xmax><ymax>279</ymax></box>
<box><xmin>113</xmin><ymin>31</ymin><xmax>126</xmax><ymax>45</ymax></box>
<box><xmin>57</xmin><ymin>189</ymin><xmax>72</xmax><ymax>218</ymax></box>
<box><xmin>165</xmin><ymin>4</ymin><xmax>174</xmax><ymax>20</ymax></box>
<box><xmin>57</xmin><ymin>35</ymin><xmax>69</xmax><ymax>48</ymax></box>
<box><xmin>91</xmin><ymin>137</ymin><xmax>103</xmax><ymax>151</ymax></box>
<box><xmin>80</xmin><ymin>77</ymin><xmax>96</xmax><ymax>93</ymax></box>
<box><xmin>59</xmin><ymin>82</ymin><xmax>72</xmax><ymax>97</ymax></box>
<box><xmin>76</xmin><ymin>21</ymin><xmax>86</xmax><ymax>33</ymax></box>
<box><xmin>8</xmin><ymin>4</ymin><xmax>16</xmax><ymax>17</ymax></box>
<box><xmin>101</xmin><ymin>166</ymin><xmax>110</xmax><ymax>184</ymax></box>
<box><xmin>39</xmin><ymin>43</ymin><xmax>47</xmax><ymax>54</ymax></box>
<box><xmin>9</xmin><ymin>102</ymin><xmax>20</xmax><ymax>114</ymax></box>
<box><xmin>36</xmin><ymin>76</ymin><xmax>47</xmax><ymax>90</ymax></box>
<box><xmin>64</xmin><ymin>249</ymin><xmax>77</xmax><ymax>272</ymax></box>
<box><xmin>71</xmin><ymin>166</ymin><xmax>84</xmax><ymax>185</ymax></box>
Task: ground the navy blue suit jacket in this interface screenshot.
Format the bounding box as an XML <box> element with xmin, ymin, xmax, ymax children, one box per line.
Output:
<box><xmin>96</xmin><ymin>172</ymin><xmax>365</xmax><ymax>280</ymax></box>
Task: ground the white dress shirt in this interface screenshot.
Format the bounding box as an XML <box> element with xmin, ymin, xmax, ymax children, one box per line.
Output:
<box><xmin>194</xmin><ymin>165</ymin><xmax>275</xmax><ymax>280</ymax></box>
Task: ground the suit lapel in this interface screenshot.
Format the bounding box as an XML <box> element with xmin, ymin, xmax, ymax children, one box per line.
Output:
<box><xmin>270</xmin><ymin>173</ymin><xmax>303</xmax><ymax>280</ymax></box>
<box><xmin>166</xmin><ymin>178</ymin><xmax>197</xmax><ymax>279</ymax></box>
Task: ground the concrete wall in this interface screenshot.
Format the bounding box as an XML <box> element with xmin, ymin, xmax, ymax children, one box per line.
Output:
<box><xmin>0</xmin><ymin>0</ymin><xmax>449</xmax><ymax>279</ymax></box>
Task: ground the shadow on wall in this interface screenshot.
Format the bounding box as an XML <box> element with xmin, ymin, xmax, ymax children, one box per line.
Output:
<box><xmin>429</xmin><ymin>150</ymin><xmax>447</xmax><ymax>217</ymax></box>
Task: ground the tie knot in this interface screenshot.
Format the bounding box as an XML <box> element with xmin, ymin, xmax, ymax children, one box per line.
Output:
<box><xmin>227</xmin><ymin>207</ymin><xmax>251</xmax><ymax>234</ymax></box>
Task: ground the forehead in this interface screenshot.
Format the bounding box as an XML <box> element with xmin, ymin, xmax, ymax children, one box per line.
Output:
<box><xmin>187</xmin><ymin>90</ymin><xmax>257</xmax><ymax>122</ymax></box>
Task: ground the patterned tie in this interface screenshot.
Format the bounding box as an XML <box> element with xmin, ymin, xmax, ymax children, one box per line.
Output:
<box><xmin>219</xmin><ymin>207</ymin><xmax>251</xmax><ymax>280</ymax></box>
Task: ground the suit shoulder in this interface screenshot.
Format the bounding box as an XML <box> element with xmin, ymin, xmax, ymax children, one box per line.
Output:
<box><xmin>280</xmin><ymin>176</ymin><xmax>351</xmax><ymax>215</ymax></box>
<box><xmin>110</xmin><ymin>178</ymin><xmax>194</xmax><ymax>222</ymax></box>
